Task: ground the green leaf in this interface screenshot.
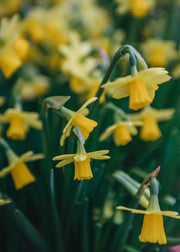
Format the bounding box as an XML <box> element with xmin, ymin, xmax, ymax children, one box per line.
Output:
<box><xmin>15</xmin><ymin>210</ymin><xmax>50</xmax><ymax>252</ymax></box>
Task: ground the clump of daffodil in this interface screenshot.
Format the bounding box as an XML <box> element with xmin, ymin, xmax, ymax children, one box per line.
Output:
<box><xmin>0</xmin><ymin>106</ymin><xmax>42</xmax><ymax>140</ymax></box>
<box><xmin>59</xmin><ymin>97</ymin><xmax>98</xmax><ymax>146</ymax></box>
<box><xmin>129</xmin><ymin>106</ymin><xmax>175</xmax><ymax>141</ymax></box>
<box><xmin>117</xmin><ymin>176</ymin><xmax>180</xmax><ymax>244</ymax></box>
<box><xmin>115</xmin><ymin>0</ymin><xmax>155</xmax><ymax>18</ymax></box>
<box><xmin>99</xmin><ymin>107</ymin><xmax>143</xmax><ymax>146</ymax></box>
<box><xmin>0</xmin><ymin>138</ymin><xmax>44</xmax><ymax>190</ymax></box>
<box><xmin>141</xmin><ymin>39</ymin><xmax>177</xmax><ymax>67</ymax></box>
<box><xmin>102</xmin><ymin>67</ymin><xmax>171</xmax><ymax>111</ymax></box>
<box><xmin>53</xmin><ymin>140</ymin><xmax>110</xmax><ymax>180</ymax></box>
<box><xmin>0</xmin><ymin>15</ymin><xmax>30</xmax><ymax>78</ymax></box>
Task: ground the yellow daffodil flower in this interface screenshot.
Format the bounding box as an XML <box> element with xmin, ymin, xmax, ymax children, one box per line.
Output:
<box><xmin>60</xmin><ymin>97</ymin><xmax>98</xmax><ymax>146</ymax></box>
<box><xmin>59</xmin><ymin>32</ymin><xmax>98</xmax><ymax>79</ymax></box>
<box><xmin>115</xmin><ymin>0</ymin><xmax>155</xmax><ymax>18</ymax></box>
<box><xmin>70</xmin><ymin>76</ymin><xmax>101</xmax><ymax>100</ymax></box>
<box><xmin>53</xmin><ymin>144</ymin><xmax>110</xmax><ymax>180</ymax></box>
<box><xmin>0</xmin><ymin>15</ymin><xmax>30</xmax><ymax>78</ymax></box>
<box><xmin>0</xmin><ymin>147</ymin><xmax>44</xmax><ymax>190</ymax></box>
<box><xmin>99</xmin><ymin>120</ymin><xmax>142</xmax><ymax>146</ymax></box>
<box><xmin>141</xmin><ymin>39</ymin><xmax>177</xmax><ymax>67</ymax></box>
<box><xmin>117</xmin><ymin>177</ymin><xmax>180</xmax><ymax>244</ymax></box>
<box><xmin>102</xmin><ymin>68</ymin><xmax>171</xmax><ymax>110</ymax></box>
<box><xmin>0</xmin><ymin>108</ymin><xmax>42</xmax><ymax>140</ymax></box>
<box><xmin>129</xmin><ymin>107</ymin><xmax>175</xmax><ymax>141</ymax></box>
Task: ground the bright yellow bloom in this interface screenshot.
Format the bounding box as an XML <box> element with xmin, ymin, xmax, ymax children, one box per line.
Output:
<box><xmin>0</xmin><ymin>15</ymin><xmax>30</xmax><ymax>77</ymax></box>
<box><xmin>129</xmin><ymin>107</ymin><xmax>175</xmax><ymax>141</ymax></box>
<box><xmin>53</xmin><ymin>148</ymin><xmax>110</xmax><ymax>180</ymax></box>
<box><xmin>117</xmin><ymin>180</ymin><xmax>180</xmax><ymax>244</ymax></box>
<box><xmin>12</xmin><ymin>37</ymin><xmax>30</xmax><ymax>60</ymax></box>
<box><xmin>99</xmin><ymin>120</ymin><xmax>142</xmax><ymax>146</ymax></box>
<box><xmin>60</xmin><ymin>97</ymin><xmax>98</xmax><ymax>146</ymax></box>
<box><xmin>59</xmin><ymin>32</ymin><xmax>99</xmax><ymax>79</ymax></box>
<box><xmin>70</xmin><ymin>76</ymin><xmax>100</xmax><ymax>100</ymax></box>
<box><xmin>115</xmin><ymin>0</ymin><xmax>155</xmax><ymax>18</ymax></box>
<box><xmin>141</xmin><ymin>39</ymin><xmax>176</xmax><ymax>67</ymax></box>
<box><xmin>0</xmin><ymin>49</ymin><xmax>22</xmax><ymax>78</ymax></box>
<box><xmin>102</xmin><ymin>68</ymin><xmax>171</xmax><ymax>110</ymax></box>
<box><xmin>0</xmin><ymin>149</ymin><xmax>44</xmax><ymax>190</ymax></box>
<box><xmin>0</xmin><ymin>108</ymin><xmax>42</xmax><ymax>140</ymax></box>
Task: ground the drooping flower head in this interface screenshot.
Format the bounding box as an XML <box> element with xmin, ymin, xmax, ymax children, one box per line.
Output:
<box><xmin>129</xmin><ymin>107</ymin><xmax>175</xmax><ymax>141</ymax></box>
<box><xmin>0</xmin><ymin>138</ymin><xmax>44</xmax><ymax>190</ymax></box>
<box><xmin>102</xmin><ymin>68</ymin><xmax>171</xmax><ymax>111</ymax></box>
<box><xmin>117</xmin><ymin>177</ymin><xmax>180</xmax><ymax>244</ymax></box>
<box><xmin>60</xmin><ymin>97</ymin><xmax>98</xmax><ymax>146</ymax></box>
<box><xmin>0</xmin><ymin>108</ymin><xmax>42</xmax><ymax>140</ymax></box>
<box><xmin>53</xmin><ymin>141</ymin><xmax>110</xmax><ymax>180</ymax></box>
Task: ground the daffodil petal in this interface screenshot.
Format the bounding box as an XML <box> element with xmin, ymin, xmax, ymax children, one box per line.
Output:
<box><xmin>55</xmin><ymin>159</ymin><xmax>74</xmax><ymax>168</ymax></box>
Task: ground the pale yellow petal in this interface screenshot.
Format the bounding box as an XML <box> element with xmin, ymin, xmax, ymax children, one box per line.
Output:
<box><xmin>55</xmin><ymin>158</ymin><xmax>74</xmax><ymax>168</ymax></box>
<box><xmin>53</xmin><ymin>154</ymin><xmax>76</xmax><ymax>161</ymax></box>
<box><xmin>0</xmin><ymin>199</ymin><xmax>11</xmax><ymax>205</ymax></box>
<box><xmin>99</xmin><ymin>125</ymin><xmax>117</xmax><ymax>141</ymax></box>
<box><xmin>112</xmin><ymin>86</ymin><xmax>129</xmax><ymax>99</ymax></box>
<box><xmin>88</xmin><ymin>150</ymin><xmax>110</xmax><ymax>160</ymax></box>
<box><xmin>77</xmin><ymin>97</ymin><xmax>98</xmax><ymax>114</ymax></box>
<box><xmin>154</xmin><ymin>109</ymin><xmax>175</xmax><ymax>121</ymax></box>
<box><xmin>0</xmin><ymin>164</ymin><xmax>14</xmax><ymax>177</ymax></box>
<box><xmin>116</xmin><ymin>206</ymin><xmax>147</xmax><ymax>214</ymax></box>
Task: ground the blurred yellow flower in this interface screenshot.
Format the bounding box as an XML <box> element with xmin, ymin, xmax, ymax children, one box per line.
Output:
<box><xmin>60</xmin><ymin>97</ymin><xmax>98</xmax><ymax>146</ymax></box>
<box><xmin>59</xmin><ymin>32</ymin><xmax>98</xmax><ymax>79</ymax></box>
<box><xmin>129</xmin><ymin>107</ymin><xmax>175</xmax><ymax>141</ymax></box>
<box><xmin>53</xmin><ymin>145</ymin><xmax>110</xmax><ymax>180</ymax></box>
<box><xmin>115</xmin><ymin>0</ymin><xmax>155</xmax><ymax>18</ymax></box>
<box><xmin>0</xmin><ymin>108</ymin><xmax>42</xmax><ymax>140</ymax></box>
<box><xmin>0</xmin><ymin>15</ymin><xmax>30</xmax><ymax>78</ymax></box>
<box><xmin>0</xmin><ymin>148</ymin><xmax>44</xmax><ymax>190</ymax></box>
<box><xmin>102</xmin><ymin>68</ymin><xmax>171</xmax><ymax>110</ymax></box>
<box><xmin>99</xmin><ymin>120</ymin><xmax>142</xmax><ymax>146</ymax></box>
<box><xmin>141</xmin><ymin>39</ymin><xmax>177</xmax><ymax>67</ymax></box>
<box><xmin>70</xmin><ymin>76</ymin><xmax>101</xmax><ymax>100</ymax></box>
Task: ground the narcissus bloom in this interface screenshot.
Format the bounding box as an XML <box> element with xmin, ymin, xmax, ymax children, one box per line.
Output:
<box><xmin>141</xmin><ymin>39</ymin><xmax>176</xmax><ymax>67</ymax></box>
<box><xmin>99</xmin><ymin>120</ymin><xmax>142</xmax><ymax>146</ymax></box>
<box><xmin>60</xmin><ymin>97</ymin><xmax>98</xmax><ymax>146</ymax></box>
<box><xmin>0</xmin><ymin>15</ymin><xmax>30</xmax><ymax>78</ymax></box>
<box><xmin>0</xmin><ymin>108</ymin><xmax>42</xmax><ymax>140</ymax></box>
<box><xmin>115</xmin><ymin>0</ymin><xmax>155</xmax><ymax>18</ymax></box>
<box><xmin>129</xmin><ymin>107</ymin><xmax>175</xmax><ymax>141</ymax></box>
<box><xmin>59</xmin><ymin>32</ymin><xmax>98</xmax><ymax>79</ymax></box>
<box><xmin>102</xmin><ymin>68</ymin><xmax>171</xmax><ymax>110</ymax></box>
<box><xmin>0</xmin><ymin>147</ymin><xmax>44</xmax><ymax>190</ymax></box>
<box><xmin>117</xmin><ymin>178</ymin><xmax>180</xmax><ymax>244</ymax></box>
<box><xmin>53</xmin><ymin>145</ymin><xmax>110</xmax><ymax>180</ymax></box>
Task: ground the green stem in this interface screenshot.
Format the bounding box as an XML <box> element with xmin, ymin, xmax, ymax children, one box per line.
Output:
<box><xmin>95</xmin><ymin>45</ymin><xmax>137</xmax><ymax>98</ymax></box>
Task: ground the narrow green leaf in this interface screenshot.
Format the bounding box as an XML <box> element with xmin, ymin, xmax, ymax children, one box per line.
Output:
<box><xmin>15</xmin><ymin>210</ymin><xmax>50</xmax><ymax>252</ymax></box>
